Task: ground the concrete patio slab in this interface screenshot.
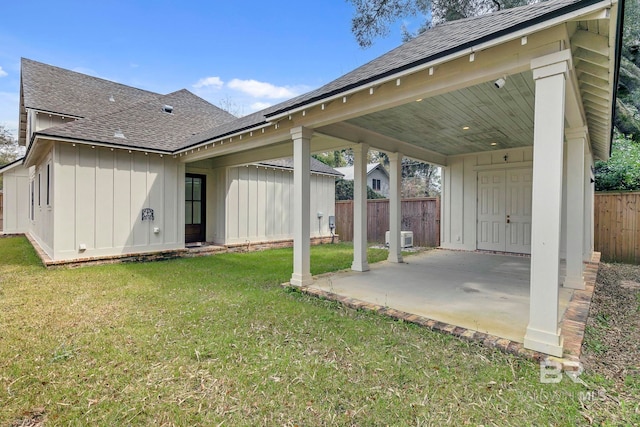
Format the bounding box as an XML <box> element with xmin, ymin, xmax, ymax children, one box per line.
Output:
<box><xmin>310</xmin><ymin>249</ymin><xmax>574</xmax><ymax>344</ymax></box>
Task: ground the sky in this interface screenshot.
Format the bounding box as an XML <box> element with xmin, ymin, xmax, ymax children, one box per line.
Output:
<box><xmin>0</xmin><ymin>1</ymin><xmax>424</xmax><ymax>139</ymax></box>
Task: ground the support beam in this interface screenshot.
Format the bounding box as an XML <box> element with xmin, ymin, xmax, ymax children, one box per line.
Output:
<box><xmin>524</xmin><ymin>50</ymin><xmax>571</xmax><ymax>357</ymax></box>
<box><xmin>564</xmin><ymin>127</ymin><xmax>588</xmax><ymax>289</ymax></box>
<box><xmin>290</xmin><ymin>126</ymin><xmax>313</xmax><ymax>287</ymax></box>
<box><xmin>388</xmin><ymin>152</ymin><xmax>403</xmax><ymax>263</ymax></box>
<box><xmin>352</xmin><ymin>142</ymin><xmax>370</xmax><ymax>272</ymax></box>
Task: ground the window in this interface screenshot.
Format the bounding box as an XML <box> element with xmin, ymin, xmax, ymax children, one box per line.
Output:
<box><xmin>372</xmin><ymin>178</ymin><xmax>381</xmax><ymax>191</ymax></box>
<box><xmin>46</xmin><ymin>164</ymin><xmax>50</xmax><ymax>206</ymax></box>
<box><xmin>30</xmin><ymin>180</ymin><xmax>34</xmax><ymax>220</ymax></box>
<box><xmin>38</xmin><ymin>173</ymin><xmax>41</xmax><ymax>206</ymax></box>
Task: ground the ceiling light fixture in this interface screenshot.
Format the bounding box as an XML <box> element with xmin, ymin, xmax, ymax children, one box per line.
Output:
<box><xmin>490</xmin><ymin>142</ymin><xmax>498</xmax><ymax>146</ymax></box>
<box><xmin>416</xmin><ymin>98</ymin><xmax>423</xmax><ymax>102</ymax></box>
<box><xmin>462</xmin><ymin>126</ymin><xmax>470</xmax><ymax>130</ymax></box>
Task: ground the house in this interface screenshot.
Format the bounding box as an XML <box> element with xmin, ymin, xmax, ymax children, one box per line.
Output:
<box><xmin>0</xmin><ymin>0</ymin><xmax>624</xmax><ymax>357</ymax></box>
<box><xmin>0</xmin><ymin>59</ymin><xmax>340</xmax><ymax>258</ymax></box>
<box><xmin>334</xmin><ymin>163</ymin><xmax>390</xmax><ymax>196</ymax></box>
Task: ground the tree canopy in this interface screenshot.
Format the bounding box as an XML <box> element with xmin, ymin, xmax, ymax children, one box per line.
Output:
<box><xmin>348</xmin><ymin>0</ymin><xmax>533</xmax><ymax>47</ymax></box>
<box><xmin>0</xmin><ymin>125</ymin><xmax>22</xmax><ymax>189</ymax></box>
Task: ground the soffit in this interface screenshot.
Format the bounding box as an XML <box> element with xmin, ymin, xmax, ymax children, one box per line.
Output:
<box><xmin>346</xmin><ymin>71</ymin><xmax>535</xmax><ymax>157</ymax></box>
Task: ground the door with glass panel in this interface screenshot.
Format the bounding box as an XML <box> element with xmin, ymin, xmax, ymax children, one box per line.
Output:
<box><xmin>185</xmin><ymin>174</ymin><xmax>205</xmax><ymax>243</ymax></box>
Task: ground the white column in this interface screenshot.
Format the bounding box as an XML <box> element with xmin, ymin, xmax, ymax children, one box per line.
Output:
<box><xmin>290</xmin><ymin>126</ymin><xmax>313</xmax><ymax>287</ymax></box>
<box><xmin>352</xmin><ymin>142</ymin><xmax>370</xmax><ymax>272</ymax></box>
<box><xmin>564</xmin><ymin>127</ymin><xmax>587</xmax><ymax>289</ymax></box>
<box><xmin>524</xmin><ymin>50</ymin><xmax>572</xmax><ymax>357</ymax></box>
<box><xmin>388</xmin><ymin>152</ymin><xmax>403</xmax><ymax>263</ymax></box>
<box><xmin>584</xmin><ymin>155</ymin><xmax>595</xmax><ymax>261</ymax></box>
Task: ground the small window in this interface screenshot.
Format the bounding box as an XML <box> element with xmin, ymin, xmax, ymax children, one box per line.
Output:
<box><xmin>38</xmin><ymin>173</ymin><xmax>41</xmax><ymax>206</ymax></box>
<box><xmin>372</xmin><ymin>178</ymin><xmax>381</xmax><ymax>191</ymax></box>
<box><xmin>46</xmin><ymin>164</ymin><xmax>50</xmax><ymax>206</ymax></box>
<box><xmin>30</xmin><ymin>180</ymin><xmax>34</xmax><ymax>220</ymax></box>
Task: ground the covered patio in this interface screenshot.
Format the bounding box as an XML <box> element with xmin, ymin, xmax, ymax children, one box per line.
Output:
<box><xmin>177</xmin><ymin>0</ymin><xmax>622</xmax><ymax>357</ymax></box>
<box><xmin>303</xmin><ymin>249</ymin><xmax>598</xmax><ymax>359</ymax></box>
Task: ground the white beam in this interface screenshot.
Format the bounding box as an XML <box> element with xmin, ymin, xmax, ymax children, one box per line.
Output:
<box><xmin>388</xmin><ymin>152</ymin><xmax>403</xmax><ymax>263</ymax></box>
<box><xmin>317</xmin><ymin>122</ymin><xmax>447</xmax><ymax>166</ymax></box>
<box><xmin>290</xmin><ymin>126</ymin><xmax>313</xmax><ymax>287</ymax></box>
<box><xmin>524</xmin><ymin>50</ymin><xmax>570</xmax><ymax>357</ymax></box>
<box><xmin>352</xmin><ymin>142</ymin><xmax>370</xmax><ymax>272</ymax></box>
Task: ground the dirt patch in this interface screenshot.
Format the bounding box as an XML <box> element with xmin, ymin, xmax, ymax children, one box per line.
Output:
<box><xmin>9</xmin><ymin>408</ymin><xmax>46</xmax><ymax>427</ymax></box>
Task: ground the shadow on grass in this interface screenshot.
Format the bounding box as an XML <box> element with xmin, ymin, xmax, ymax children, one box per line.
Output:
<box><xmin>0</xmin><ymin>236</ymin><xmax>42</xmax><ymax>269</ymax></box>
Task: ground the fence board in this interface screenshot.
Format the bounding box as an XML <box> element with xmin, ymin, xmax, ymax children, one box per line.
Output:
<box><xmin>594</xmin><ymin>192</ymin><xmax>640</xmax><ymax>263</ymax></box>
<box><xmin>335</xmin><ymin>198</ymin><xmax>440</xmax><ymax>247</ymax></box>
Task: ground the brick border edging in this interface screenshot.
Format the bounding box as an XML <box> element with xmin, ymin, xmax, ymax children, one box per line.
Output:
<box><xmin>283</xmin><ymin>282</ymin><xmax>547</xmax><ymax>362</ymax></box>
<box><xmin>559</xmin><ymin>252</ymin><xmax>601</xmax><ymax>363</ymax></box>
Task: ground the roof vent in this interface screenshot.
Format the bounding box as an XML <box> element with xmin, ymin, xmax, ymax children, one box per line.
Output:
<box><xmin>114</xmin><ymin>128</ymin><xmax>126</xmax><ymax>139</ymax></box>
<box><xmin>109</xmin><ymin>95</ymin><xmax>115</xmax><ymax>102</ymax></box>
<box><xmin>163</xmin><ymin>105</ymin><xmax>174</xmax><ymax>114</ymax></box>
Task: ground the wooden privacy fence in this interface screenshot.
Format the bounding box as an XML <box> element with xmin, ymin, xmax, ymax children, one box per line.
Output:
<box><xmin>335</xmin><ymin>198</ymin><xmax>440</xmax><ymax>247</ymax></box>
<box><xmin>594</xmin><ymin>192</ymin><xmax>640</xmax><ymax>263</ymax></box>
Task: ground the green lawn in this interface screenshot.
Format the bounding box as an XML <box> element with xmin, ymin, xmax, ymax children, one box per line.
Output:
<box><xmin>0</xmin><ymin>236</ymin><xmax>631</xmax><ymax>425</ymax></box>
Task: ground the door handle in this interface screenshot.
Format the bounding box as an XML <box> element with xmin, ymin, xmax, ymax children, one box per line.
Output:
<box><xmin>506</xmin><ymin>215</ymin><xmax>511</xmax><ymax>224</ymax></box>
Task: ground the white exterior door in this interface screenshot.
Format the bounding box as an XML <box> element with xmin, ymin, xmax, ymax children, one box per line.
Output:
<box><xmin>505</xmin><ymin>169</ymin><xmax>532</xmax><ymax>254</ymax></box>
<box><xmin>477</xmin><ymin>168</ymin><xmax>532</xmax><ymax>254</ymax></box>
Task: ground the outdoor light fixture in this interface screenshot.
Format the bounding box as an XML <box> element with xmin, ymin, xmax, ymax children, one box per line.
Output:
<box><xmin>494</xmin><ymin>77</ymin><xmax>507</xmax><ymax>89</ymax></box>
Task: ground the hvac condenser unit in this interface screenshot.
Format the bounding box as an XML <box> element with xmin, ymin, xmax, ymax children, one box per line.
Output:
<box><xmin>385</xmin><ymin>231</ymin><xmax>414</xmax><ymax>248</ymax></box>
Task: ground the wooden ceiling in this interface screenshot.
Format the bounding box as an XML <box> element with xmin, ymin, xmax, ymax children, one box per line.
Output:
<box><xmin>346</xmin><ymin>71</ymin><xmax>536</xmax><ymax>157</ymax></box>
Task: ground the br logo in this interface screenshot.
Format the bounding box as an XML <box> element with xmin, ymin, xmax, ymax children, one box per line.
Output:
<box><xmin>540</xmin><ymin>359</ymin><xmax>585</xmax><ymax>384</ymax></box>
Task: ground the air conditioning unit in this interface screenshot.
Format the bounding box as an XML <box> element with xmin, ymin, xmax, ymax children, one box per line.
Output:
<box><xmin>385</xmin><ymin>230</ymin><xmax>414</xmax><ymax>248</ymax></box>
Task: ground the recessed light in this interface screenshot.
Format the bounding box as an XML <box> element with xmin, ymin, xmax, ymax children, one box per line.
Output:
<box><xmin>416</xmin><ymin>98</ymin><xmax>423</xmax><ymax>102</ymax></box>
<box><xmin>490</xmin><ymin>142</ymin><xmax>498</xmax><ymax>146</ymax></box>
<box><xmin>462</xmin><ymin>126</ymin><xmax>470</xmax><ymax>130</ymax></box>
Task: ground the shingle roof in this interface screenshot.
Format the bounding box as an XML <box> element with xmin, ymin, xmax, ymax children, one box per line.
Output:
<box><xmin>37</xmin><ymin>89</ymin><xmax>237</xmax><ymax>152</ymax></box>
<box><xmin>21</xmin><ymin>58</ymin><xmax>161</xmax><ymax>118</ymax></box>
<box><xmin>185</xmin><ymin>0</ymin><xmax>597</xmax><ymax>148</ymax></box>
<box><xmin>258</xmin><ymin>157</ymin><xmax>343</xmax><ymax>176</ymax></box>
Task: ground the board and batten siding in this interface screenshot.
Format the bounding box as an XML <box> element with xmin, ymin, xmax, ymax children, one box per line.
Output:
<box><xmin>1</xmin><ymin>163</ymin><xmax>30</xmax><ymax>234</ymax></box>
<box><xmin>441</xmin><ymin>146</ymin><xmax>533</xmax><ymax>251</ymax></box>
<box><xmin>224</xmin><ymin>165</ymin><xmax>336</xmax><ymax>245</ymax></box>
<box><xmin>51</xmin><ymin>143</ymin><xmax>184</xmax><ymax>260</ymax></box>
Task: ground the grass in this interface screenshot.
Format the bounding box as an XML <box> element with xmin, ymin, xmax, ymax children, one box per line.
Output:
<box><xmin>0</xmin><ymin>236</ymin><xmax>628</xmax><ymax>425</ymax></box>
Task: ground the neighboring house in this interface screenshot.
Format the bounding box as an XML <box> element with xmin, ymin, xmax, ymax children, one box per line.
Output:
<box><xmin>0</xmin><ymin>59</ymin><xmax>339</xmax><ymax>259</ymax></box>
<box><xmin>334</xmin><ymin>163</ymin><xmax>390</xmax><ymax>197</ymax></box>
<box><xmin>0</xmin><ymin>0</ymin><xmax>624</xmax><ymax>357</ymax></box>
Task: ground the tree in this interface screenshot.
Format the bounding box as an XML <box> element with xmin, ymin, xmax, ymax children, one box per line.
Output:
<box><xmin>0</xmin><ymin>125</ymin><xmax>22</xmax><ymax>190</ymax></box>
<box><xmin>335</xmin><ymin>178</ymin><xmax>385</xmax><ymax>200</ymax></box>
<box><xmin>594</xmin><ymin>133</ymin><xmax>640</xmax><ymax>192</ymax></box>
<box><xmin>348</xmin><ymin>0</ymin><xmax>534</xmax><ymax>48</ymax></box>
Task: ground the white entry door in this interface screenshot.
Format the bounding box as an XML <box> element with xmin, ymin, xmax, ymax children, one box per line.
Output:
<box><xmin>477</xmin><ymin>169</ymin><xmax>532</xmax><ymax>254</ymax></box>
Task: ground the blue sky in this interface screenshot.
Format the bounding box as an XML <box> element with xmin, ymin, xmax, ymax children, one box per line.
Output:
<box><xmin>0</xmin><ymin>1</ymin><xmax>423</xmax><ymax>138</ymax></box>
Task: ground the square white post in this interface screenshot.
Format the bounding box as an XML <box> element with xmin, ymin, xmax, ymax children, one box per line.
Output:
<box><xmin>584</xmin><ymin>154</ymin><xmax>595</xmax><ymax>261</ymax></box>
<box><xmin>564</xmin><ymin>127</ymin><xmax>587</xmax><ymax>289</ymax></box>
<box><xmin>352</xmin><ymin>142</ymin><xmax>370</xmax><ymax>272</ymax></box>
<box><xmin>524</xmin><ymin>50</ymin><xmax>572</xmax><ymax>357</ymax></box>
<box><xmin>290</xmin><ymin>126</ymin><xmax>313</xmax><ymax>287</ymax></box>
<box><xmin>388</xmin><ymin>152</ymin><xmax>403</xmax><ymax>263</ymax></box>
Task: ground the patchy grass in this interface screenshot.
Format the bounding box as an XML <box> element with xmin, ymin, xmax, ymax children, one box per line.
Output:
<box><xmin>0</xmin><ymin>237</ymin><xmax>635</xmax><ymax>425</ymax></box>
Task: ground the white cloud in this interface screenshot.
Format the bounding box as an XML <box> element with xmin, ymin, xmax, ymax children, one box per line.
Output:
<box><xmin>228</xmin><ymin>79</ymin><xmax>301</xmax><ymax>99</ymax></box>
<box><xmin>193</xmin><ymin>76</ymin><xmax>224</xmax><ymax>89</ymax></box>
<box><xmin>0</xmin><ymin>66</ymin><xmax>7</xmax><ymax>77</ymax></box>
<box><xmin>250</xmin><ymin>102</ymin><xmax>272</xmax><ymax>111</ymax></box>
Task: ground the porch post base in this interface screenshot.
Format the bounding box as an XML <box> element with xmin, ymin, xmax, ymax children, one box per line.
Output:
<box><xmin>290</xmin><ymin>273</ymin><xmax>313</xmax><ymax>287</ymax></box>
<box><xmin>563</xmin><ymin>275</ymin><xmax>585</xmax><ymax>290</ymax></box>
<box><xmin>351</xmin><ymin>261</ymin><xmax>370</xmax><ymax>272</ymax></box>
<box><xmin>387</xmin><ymin>253</ymin><xmax>403</xmax><ymax>263</ymax></box>
<box><xmin>524</xmin><ymin>326</ymin><xmax>564</xmax><ymax>357</ymax></box>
